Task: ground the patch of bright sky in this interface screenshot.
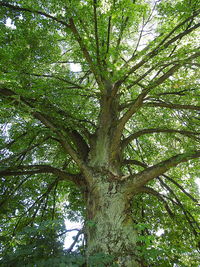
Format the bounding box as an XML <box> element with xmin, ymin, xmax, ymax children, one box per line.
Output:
<box><xmin>156</xmin><ymin>228</ymin><xmax>164</xmax><ymax>236</ymax></box>
<box><xmin>64</xmin><ymin>220</ymin><xmax>82</xmax><ymax>250</ymax></box>
<box><xmin>70</xmin><ymin>63</ymin><xmax>82</xmax><ymax>72</ymax></box>
<box><xmin>5</xmin><ymin>18</ymin><xmax>16</xmax><ymax>29</ymax></box>
<box><xmin>195</xmin><ymin>178</ymin><xmax>200</xmax><ymax>192</ymax></box>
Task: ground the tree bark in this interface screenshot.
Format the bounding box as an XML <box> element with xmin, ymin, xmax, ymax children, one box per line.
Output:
<box><xmin>85</xmin><ymin>176</ymin><xmax>141</xmax><ymax>267</ymax></box>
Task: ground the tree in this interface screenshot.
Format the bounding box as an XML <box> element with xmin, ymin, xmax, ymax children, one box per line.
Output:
<box><xmin>0</xmin><ymin>0</ymin><xmax>200</xmax><ymax>266</ymax></box>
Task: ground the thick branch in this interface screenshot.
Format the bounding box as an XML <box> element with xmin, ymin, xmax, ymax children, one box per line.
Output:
<box><xmin>0</xmin><ymin>165</ymin><xmax>83</xmax><ymax>185</ymax></box>
<box><xmin>124</xmin><ymin>150</ymin><xmax>200</xmax><ymax>193</ymax></box>
<box><xmin>123</xmin><ymin>160</ymin><xmax>199</xmax><ymax>204</ymax></box>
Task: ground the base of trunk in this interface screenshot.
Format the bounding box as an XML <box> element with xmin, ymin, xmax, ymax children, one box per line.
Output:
<box><xmin>85</xmin><ymin>180</ymin><xmax>141</xmax><ymax>266</ymax></box>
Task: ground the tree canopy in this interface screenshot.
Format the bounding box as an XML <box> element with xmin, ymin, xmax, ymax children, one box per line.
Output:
<box><xmin>0</xmin><ymin>0</ymin><xmax>200</xmax><ymax>266</ymax></box>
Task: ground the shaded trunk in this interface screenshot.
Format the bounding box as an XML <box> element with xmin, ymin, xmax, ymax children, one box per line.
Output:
<box><xmin>85</xmin><ymin>177</ymin><xmax>141</xmax><ymax>267</ymax></box>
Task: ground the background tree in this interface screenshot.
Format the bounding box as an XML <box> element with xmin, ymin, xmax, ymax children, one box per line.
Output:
<box><xmin>0</xmin><ymin>0</ymin><xmax>200</xmax><ymax>266</ymax></box>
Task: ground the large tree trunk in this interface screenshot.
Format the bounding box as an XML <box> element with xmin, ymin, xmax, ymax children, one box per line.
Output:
<box><xmin>85</xmin><ymin>177</ymin><xmax>141</xmax><ymax>267</ymax></box>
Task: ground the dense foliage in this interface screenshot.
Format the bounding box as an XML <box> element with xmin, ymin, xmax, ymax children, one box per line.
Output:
<box><xmin>0</xmin><ymin>0</ymin><xmax>200</xmax><ymax>266</ymax></box>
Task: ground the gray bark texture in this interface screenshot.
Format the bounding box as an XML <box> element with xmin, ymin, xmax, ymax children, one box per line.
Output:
<box><xmin>85</xmin><ymin>178</ymin><xmax>142</xmax><ymax>266</ymax></box>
